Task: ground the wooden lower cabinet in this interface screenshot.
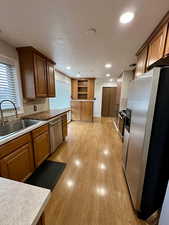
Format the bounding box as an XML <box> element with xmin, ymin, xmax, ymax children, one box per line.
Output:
<box><xmin>81</xmin><ymin>101</ymin><xmax>93</xmax><ymax>121</ymax></box>
<box><xmin>0</xmin><ymin>124</ymin><xmax>50</xmax><ymax>182</ymax></box>
<box><xmin>62</xmin><ymin>114</ymin><xmax>68</xmax><ymax>139</ymax></box>
<box><xmin>71</xmin><ymin>101</ymin><xmax>81</xmax><ymax>120</ymax></box>
<box><xmin>71</xmin><ymin>101</ymin><xmax>93</xmax><ymax>122</ymax></box>
<box><xmin>32</xmin><ymin>125</ymin><xmax>50</xmax><ymax>168</ymax></box>
<box><xmin>0</xmin><ymin>142</ymin><xmax>34</xmax><ymax>182</ymax></box>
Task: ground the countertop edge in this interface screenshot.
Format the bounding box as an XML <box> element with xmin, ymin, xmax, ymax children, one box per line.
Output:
<box><xmin>31</xmin><ymin>190</ymin><xmax>51</xmax><ymax>225</ymax></box>
<box><xmin>0</xmin><ymin>121</ymin><xmax>48</xmax><ymax>146</ymax></box>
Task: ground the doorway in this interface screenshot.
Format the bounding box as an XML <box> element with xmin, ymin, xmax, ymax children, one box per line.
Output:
<box><xmin>101</xmin><ymin>87</ymin><xmax>117</xmax><ymax>117</ymax></box>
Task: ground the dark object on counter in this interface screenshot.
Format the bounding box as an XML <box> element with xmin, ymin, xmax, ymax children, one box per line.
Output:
<box><xmin>26</xmin><ymin>160</ymin><xmax>66</xmax><ymax>191</ymax></box>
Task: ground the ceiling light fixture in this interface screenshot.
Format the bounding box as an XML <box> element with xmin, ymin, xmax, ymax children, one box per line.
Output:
<box><xmin>106</xmin><ymin>74</ymin><xmax>111</xmax><ymax>77</ymax></box>
<box><xmin>66</xmin><ymin>66</ymin><xmax>71</xmax><ymax>70</ymax></box>
<box><xmin>110</xmin><ymin>78</ymin><xmax>113</xmax><ymax>82</ymax></box>
<box><xmin>120</xmin><ymin>12</ymin><xmax>135</xmax><ymax>24</ymax></box>
<box><xmin>105</xmin><ymin>63</ymin><xmax>112</xmax><ymax>68</ymax></box>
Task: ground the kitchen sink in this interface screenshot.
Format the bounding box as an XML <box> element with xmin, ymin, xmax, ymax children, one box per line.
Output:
<box><xmin>0</xmin><ymin>119</ymin><xmax>40</xmax><ymax>139</ymax></box>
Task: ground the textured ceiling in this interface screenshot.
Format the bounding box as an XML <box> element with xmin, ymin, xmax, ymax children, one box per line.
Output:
<box><xmin>0</xmin><ymin>0</ymin><xmax>168</xmax><ymax>79</ymax></box>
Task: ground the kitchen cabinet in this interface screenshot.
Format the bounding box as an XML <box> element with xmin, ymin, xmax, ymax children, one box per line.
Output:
<box><xmin>71</xmin><ymin>101</ymin><xmax>81</xmax><ymax>120</ymax></box>
<box><xmin>135</xmin><ymin>47</ymin><xmax>148</xmax><ymax>77</ymax></box>
<box><xmin>71</xmin><ymin>78</ymin><xmax>95</xmax><ymax>100</ymax></box>
<box><xmin>32</xmin><ymin>125</ymin><xmax>50</xmax><ymax>168</ymax></box>
<box><xmin>0</xmin><ymin>134</ymin><xmax>34</xmax><ymax>182</ymax></box>
<box><xmin>87</xmin><ymin>79</ymin><xmax>95</xmax><ymax>100</ymax></box>
<box><xmin>165</xmin><ymin>24</ymin><xmax>169</xmax><ymax>56</ymax></box>
<box><xmin>17</xmin><ymin>46</ymin><xmax>56</xmax><ymax>99</ymax></box>
<box><xmin>47</xmin><ymin>61</ymin><xmax>55</xmax><ymax>97</ymax></box>
<box><xmin>81</xmin><ymin>101</ymin><xmax>93</xmax><ymax>121</ymax></box>
<box><xmin>146</xmin><ymin>24</ymin><xmax>168</xmax><ymax>67</ymax></box>
<box><xmin>34</xmin><ymin>53</ymin><xmax>47</xmax><ymax>97</ymax></box>
<box><xmin>71</xmin><ymin>101</ymin><xmax>93</xmax><ymax>122</ymax></box>
<box><xmin>62</xmin><ymin>113</ymin><xmax>68</xmax><ymax>139</ymax></box>
<box><xmin>71</xmin><ymin>79</ymin><xmax>78</xmax><ymax>100</ymax></box>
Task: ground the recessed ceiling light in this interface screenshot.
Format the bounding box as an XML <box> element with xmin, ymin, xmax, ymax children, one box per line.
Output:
<box><xmin>105</xmin><ymin>63</ymin><xmax>112</xmax><ymax>68</ymax></box>
<box><xmin>106</xmin><ymin>74</ymin><xmax>111</xmax><ymax>77</ymax></box>
<box><xmin>120</xmin><ymin>12</ymin><xmax>135</xmax><ymax>24</ymax></box>
<box><xmin>66</xmin><ymin>66</ymin><xmax>71</xmax><ymax>70</ymax></box>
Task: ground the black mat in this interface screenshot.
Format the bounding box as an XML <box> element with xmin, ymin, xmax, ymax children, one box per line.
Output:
<box><xmin>26</xmin><ymin>160</ymin><xmax>66</xmax><ymax>191</ymax></box>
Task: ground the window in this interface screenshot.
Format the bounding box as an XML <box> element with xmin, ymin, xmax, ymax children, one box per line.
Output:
<box><xmin>0</xmin><ymin>62</ymin><xmax>18</xmax><ymax>109</ymax></box>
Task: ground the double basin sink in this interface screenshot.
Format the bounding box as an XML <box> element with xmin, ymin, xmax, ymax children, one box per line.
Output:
<box><xmin>0</xmin><ymin>119</ymin><xmax>40</xmax><ymax>140</ymax></box>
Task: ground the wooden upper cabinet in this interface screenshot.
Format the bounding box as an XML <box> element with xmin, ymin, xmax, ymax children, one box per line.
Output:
<box><xmin>71</xmin><ymin>79</ymin><xmax>78</xmax><ymax>99</ymax></box>
<box><xmin>164</xmin><ymin>24</ymin><xmax>169</xmax><ymax>56</ymax></box>
<box><xmin>71</xmin><ymin>78</ymin><xmax>95</xmax><ymax>100</ymax></box>
<box><xmin>135</xmin><ymin>47</ymin><xmax>148</xmax><ymax>77</ymax></box>
<box><xmin>87</xmin><ymin>79</ymin><xmax>95</xmax><ymax>100</ymax></box>
<box><xmin>47</xmin><ymin>61</ymin><xmax>55</xmax><ymax>97</ymax></box>
<box><xmin>147</xmin><ymin>24</ymin><xmax>168</xmax><ymax>67</ymax></box>
<box><xmin>34</xmin><ymin>53</ymin><xmax>47</xmax><ymax>97</ymax></box>
<box><xmin>17</xmin><ymin>47</ymin><xmax>56</xmax><ymax>99</ymax></box>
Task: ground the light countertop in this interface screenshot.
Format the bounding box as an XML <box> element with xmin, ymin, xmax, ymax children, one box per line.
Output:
<box><xmin>0</xmin><ymin>108</ymin><xmax>70</xmax><ymax>146</ymax></box>
<box><xmin>0</xmin><ymin>177</ymin><xmax>51</xmax><ymax>225</ymax></box>
<box><xmin>23</xmin><ymin>108</ymin><xmax>70</xmax><ymax>121</ymax></box>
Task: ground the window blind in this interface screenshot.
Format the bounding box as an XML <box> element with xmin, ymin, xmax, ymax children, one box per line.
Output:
<box><xmin>0</xmin><ymin>62</ymin><xmax>18</xmax><ymax>109</ymax></box>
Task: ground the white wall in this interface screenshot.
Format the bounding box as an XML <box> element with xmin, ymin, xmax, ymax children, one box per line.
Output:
<box><xmin>94</xmin><ymin>79</ymin><xmax>117</xmax><ymax>117</ymax></box>
<box><xmin>0</xmin><ymin>39</ymin><xmax>49</xmax><ymax>116</ymax></box>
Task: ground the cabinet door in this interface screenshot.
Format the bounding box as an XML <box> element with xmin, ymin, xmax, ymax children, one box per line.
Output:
<box><xmin>87</xmin><ymin>79</ymin><xmax>95</xmax><ymax>100</ymax></box>
<box><xmin>62</xmin><ymin>114</ymin><xmax>68</xmax><ymax>139</ymax></box>
<box><xmin>0</xmin><ymin>143</ymin><xmax>34</xmax><ymax>182</ymax></box>
<box><xmin>147</xmin><ymin>24</ymin><xmax>168</xmax><ymax>67</ymax></box>
<box><xmin>47</xmin><ymin>61</ymin><xmax>55</xmax><ymax>97</ymax></box>
<box><xmin>71</xmin><ymin>79</ymin><xmax>78</xmax><ymax>99</ymax></box>
<box><xmin>135</xmin><ymin>47</ymin><xmax>148</xmax><ymax>77</ymax></box>
<box><xmin>34</xmin><ymin>54</ymin><xmax>47</xmax><ymax>97</ymax></box>
<box><xmin>81</xmin><ymin>102</ymin><xmax>93</xmax><ymax>121</ymax></box>
<box><xmin>71</xmin><ymin>101</ymin><xmax>81</xmax><ymax>120</ymax></box>
<box><xmin>33</xmin><ymin>131</ymin><xmax>50</xmax><ymax>168</ymax></box>
<box><xmin>164</xmin><ymin>24</ymin><xmax>169</xmax><ymax>56</ymax></box>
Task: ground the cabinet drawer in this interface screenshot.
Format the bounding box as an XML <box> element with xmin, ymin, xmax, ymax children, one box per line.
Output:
<box><xmin>33</xmin><ymin>131</ymin><xmax>50</xmax><ymax>167</ymax></box>
<box><xmin>32</xmin><ymin>124</ymin><xmax>49</xmax><ymax>138</ymax></box>
<box><xmin>0</xmin><ymin>143</ymin><xmax>34</xmax><ymax>182</ymax></box>
<box><xmin>0</xmin><ymin>133</ymin><xmax>31</xmax><ymax>159</ymax></box>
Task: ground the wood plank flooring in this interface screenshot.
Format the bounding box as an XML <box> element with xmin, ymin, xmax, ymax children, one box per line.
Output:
<box><xmin>45</xmin><ymin>118</ymin><xmax>147</xmax><ymax>225</ymax></box>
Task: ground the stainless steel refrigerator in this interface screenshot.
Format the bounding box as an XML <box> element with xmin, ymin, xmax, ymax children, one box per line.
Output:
<box><xmin>123</xmin><ymin>67</ymin><xmax>169</xmax><ymax>219</ymax></box>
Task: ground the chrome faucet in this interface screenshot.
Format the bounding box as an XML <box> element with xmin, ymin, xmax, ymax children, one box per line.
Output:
<box><xmin>0</xmin><ymin>100</ymin><xmax>18</xmax><ymax>125</ymax></box>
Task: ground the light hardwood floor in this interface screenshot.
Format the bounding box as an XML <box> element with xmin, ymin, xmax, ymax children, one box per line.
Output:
<box><xmin>45</xmin><ymin>118</ymin><xmax>147</xmax><ymax>225</ymax></box>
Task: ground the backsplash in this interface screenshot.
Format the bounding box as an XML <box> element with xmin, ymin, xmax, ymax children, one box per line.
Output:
<box><xmin>23</xmin><ymin>98</ymin><xmax>49</xmax><ymax>116</ymax></box>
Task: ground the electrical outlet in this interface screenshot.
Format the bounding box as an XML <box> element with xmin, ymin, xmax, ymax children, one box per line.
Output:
<box><xmin>33</xmin><ymin>105</ymin><xmax>38</xmax><ymax>112</ymax></box>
